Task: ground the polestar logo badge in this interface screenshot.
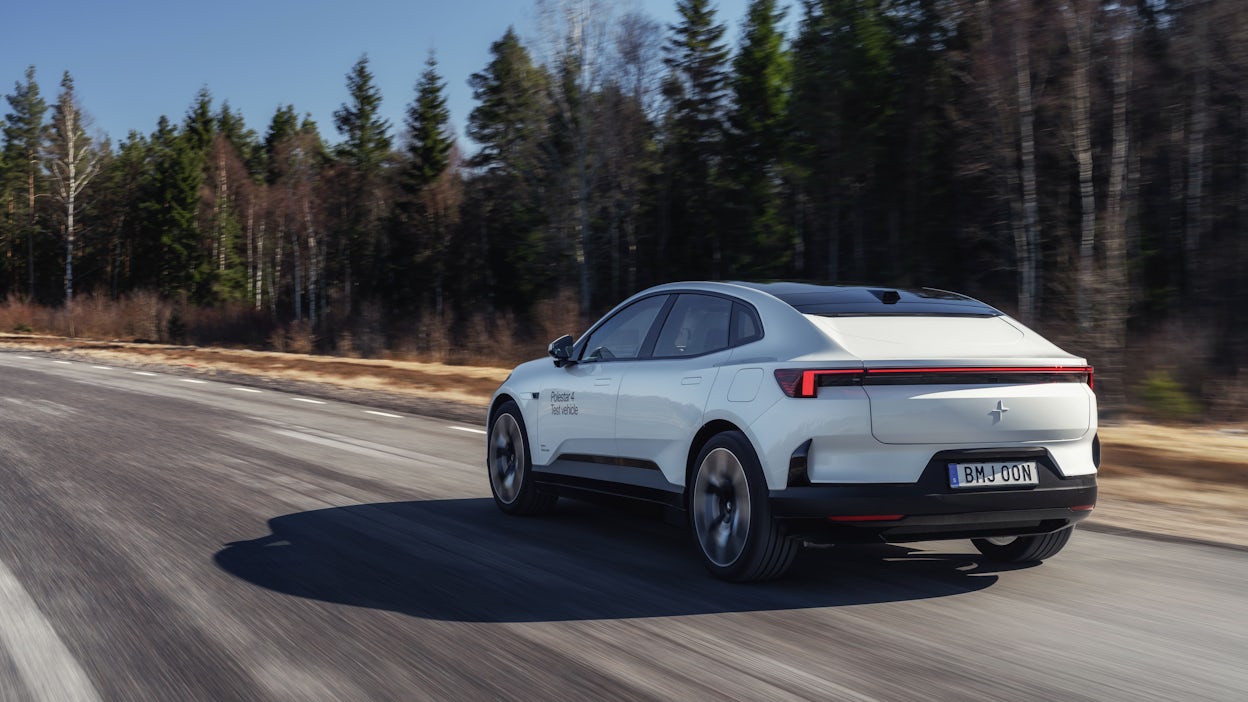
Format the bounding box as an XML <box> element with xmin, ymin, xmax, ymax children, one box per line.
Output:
<box><xmin>989</xmin><ymin>400</ymin><xmax>1010</xmax><ymax>424</ymax></box>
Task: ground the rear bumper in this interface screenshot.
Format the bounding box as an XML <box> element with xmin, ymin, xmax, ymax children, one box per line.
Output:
<box><xmin>770</xmin><ymin>448</ymin><xmax>1097</xmax><ymax>543</ymax></box>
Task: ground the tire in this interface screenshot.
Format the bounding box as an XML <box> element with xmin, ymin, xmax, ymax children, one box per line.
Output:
<box><xmin>487</xmin><ymin>401</ymin><xmax>557</xmax><ymax>515</ymax></box>
<box><xmin>972</xmin><ymin>527</ymin><xmax>1073</xmax><ymax>563</ymax></box>
<box><xmin>690</xmin><ymin>431</ymin><xmax>797</xmax><ymax>582</ymax></box>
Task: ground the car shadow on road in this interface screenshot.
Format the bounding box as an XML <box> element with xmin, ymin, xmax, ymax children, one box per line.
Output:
<box><xmin>214</xmin><ymin>498</ymin><xmax>1022</xmax><ymax>623</ymax></box>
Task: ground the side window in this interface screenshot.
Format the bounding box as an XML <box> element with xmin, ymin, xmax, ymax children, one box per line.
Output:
<box><xmin>653</xmin><ymin>294</ymin><xmax>733</xmax><ymax>358</ymax></box>
<box><xmin>581</xmin><ymin>295</ymin><xmax>667</xmax><ymax>362</ymax></box>
<box><xmin>731</xmin><ymin>303</ymin><xmax>763</xmax><ymax>346</ymax></box>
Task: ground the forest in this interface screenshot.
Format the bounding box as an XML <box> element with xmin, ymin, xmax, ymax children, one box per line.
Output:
<box><xmin>1</xmin><ymin>0</ymin><xmax>1246</xmax><ymax>418</ymax></box>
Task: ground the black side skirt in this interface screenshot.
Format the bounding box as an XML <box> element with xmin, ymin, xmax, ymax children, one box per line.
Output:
<box><xmin>533</xmin><ymin>456</ymin><xmax>684</xmax><ymax>509</ymax></box>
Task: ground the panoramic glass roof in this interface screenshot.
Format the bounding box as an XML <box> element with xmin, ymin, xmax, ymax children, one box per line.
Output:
<box><xmin>735</xmin><ymin>282</ymin><xmax>1002</xmax><ymax>317</ymax></box>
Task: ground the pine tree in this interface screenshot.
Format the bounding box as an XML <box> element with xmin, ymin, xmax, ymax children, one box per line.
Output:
<box><xmin>660</xmin><ymin>0</ymin><xmax>730</xmax><ymax>279</ymax></box>
<box><xmin>216</xmin><ymin>100</ymin><xmax>262</xmax><ymax>177</ymax></box>
<box><xmin>789</xmin><ymin>0</ymin><xmax>903</xmax><ymax>282</ymax></box>
<box><xmin>95</xmin><ymin>131</ymin><xmax>151</xmax><ymax>296</ymax></box>
<box><xmin>331</xmin><ymin>54</ymin><xmax>393</xmax><ymax>311</ymax></box>
<box><xmin>2</xmin><ymin>66</ymin><xmax>48</xmax><ymax>298</ymax></box>
<box><xmin>467</xmin><ymin>28</ymin><xmax>551</xmax><ymax>309</ymax></box>
<box><xmin>724</xmin><ymin>0</ymin><xmax>791</xmax><ymax>276</ymax></box>
<box><xmin>145</xmin><ymin>114</ymin><xmax>206</xmax><ymax>300</ymax></box>
<box><xmin>405</xmin><ymin>54</ymin><xmax>453</xmax><ymax>188</ymax></box>
<box><xmin>263</xmin><ymin>105</ymin><xmax>299</xmax><ymax>185</ymax></box>
<box><xmin>184</xmin><ymin>87</ymin><xmax>216</xmax><ymax>154</ymax></box>
<box><xmin>392</xmin><ymin>52</ymin><xmax>456</xmax><ymax>314</ymax></box>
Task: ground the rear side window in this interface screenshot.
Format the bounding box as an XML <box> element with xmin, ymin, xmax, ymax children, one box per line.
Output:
<box><xmin>653</xmin><ymin>294</ymin><xmax>732</xmax><ymax>358</ymax></box>
<box><xmin>731</xmin><ymin>303</ymin><xmax>763</xmax><ymax>346</ymax></box>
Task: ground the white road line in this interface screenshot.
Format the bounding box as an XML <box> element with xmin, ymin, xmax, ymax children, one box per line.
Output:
<box><xmin>133</xmin><ymin>372</ymin><xmax>158</xmax><ymax>377</ymax></box>
<box><xmin>179</xmin><ymin>379</ymin><xmax>207</xmax><ymax>384</ymax></box>
<box><xmin>18</xmin><ymin>356</ymin><xmax>35</xmax><ymax>360</ymax></box>
<box><xmin>52</xmin><ymin>361</ymin><xmax>72</xmax><ymax>365</ymax></box>
<box><xmin>0</xmin><ymin>557</ymin><xmax>102</xmax><ymax>701</ymax></box>
<box><xmin>292</xmin><ymin>398</ymin><xmax>326</xmax><ymax>405</ymax></box>
<box><xmin>232</xmin><ymin>387</ymin><xmax>262</xmax><ymax>393</ymax></box>
<box><xmin>91</xmin><ymin>366</ymin><xmax>112</xmax><ymax>370</ymax></box>
<box><xmin>266</xmin><ymin>428</ymin><xmax>443</xmax><ymax>464</ymax></box>
<box><xmin>364</xmin><ymin>410</ymin><xmax>402</xmax><ymax>419</ymax></box>
<box><xmin>450</xmin><ymin>426</ymin><xmax>487</xmax><ymax>435</ymax></box>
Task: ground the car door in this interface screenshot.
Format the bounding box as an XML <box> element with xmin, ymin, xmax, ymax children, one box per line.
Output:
<box><xmin>534</xmin><ymin>294</ymin><xmax>669</xmax><ymax>465</ymax></box>
<box><xmin>615</xmin><ymin>293</ymin><xmax>735</xmax><ymax>487</ymax></box>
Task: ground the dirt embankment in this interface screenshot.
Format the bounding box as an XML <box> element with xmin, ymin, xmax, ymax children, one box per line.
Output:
<box><xmin>3</xmin><ymin>334</ymin><xmax>1245</xmax><ymax>549</ymax></box>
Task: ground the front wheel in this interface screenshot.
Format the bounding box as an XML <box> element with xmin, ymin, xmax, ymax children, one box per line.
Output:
<box><xmin>690</xmin><ymin>431</ymin><xmax>797</xmax><ymax>582</ymax></box>
<box><xmin>488</xmin><ymin>401</ymin><xmax>556</xmax><ymax>515</ymax></box>
<box><xmin>971</xmin><ymin>527</ymin><xmax>1073</xmax><ymax>563</ymax></box>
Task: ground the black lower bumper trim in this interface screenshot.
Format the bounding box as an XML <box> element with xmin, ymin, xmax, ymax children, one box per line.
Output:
<box><xmin>769</xmin><ymin>480</ymin><xmax>1097</xmax><ymax>518</ymax></box>
<box><xmin>769</xmin><ymin>449</ymin><xmax>1097</xmax><ymax>543</ymax></box>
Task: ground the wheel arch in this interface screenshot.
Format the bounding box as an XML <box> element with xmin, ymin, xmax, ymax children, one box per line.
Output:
<box><xmin>684</xmin><ymin>419</ymin><xmax>748</xmax><ymax>504</ymax></box>
<box><xmin>488</xmin><ymin>392</ymin><xmax>518</xmax><ymax>424</ymax></box>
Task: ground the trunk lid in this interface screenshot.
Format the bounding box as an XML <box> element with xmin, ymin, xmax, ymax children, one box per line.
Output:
<box><xmin>805</xmin><ymin>315</ymin><xmax>1093</xmax><ymax>445</ymax></box>
<box><xmin>862</xmin><ymin>379</ymin><xmax>1092</xmax><ymax>445</ymax></box>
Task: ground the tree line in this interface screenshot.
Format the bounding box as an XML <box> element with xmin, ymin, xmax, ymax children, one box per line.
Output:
<box><xmin>2</xmin><ymin>0</ymin><xmax>1246</xmax><ymax>411</ymax></box>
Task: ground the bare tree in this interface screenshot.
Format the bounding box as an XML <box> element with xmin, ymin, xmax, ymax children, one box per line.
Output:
<box><xmin>1101</xmin><ymin>1</ymin><xmax>1135</xmax><ymax>410</ymax></box>
<box><xmin>45</xmin><ymin>71</ymin><xmax>100</xmax><ymax>307</ymax></box>
<box><xmin>1059</xmin><ymin>0</ymin><xmax>1097</xmax><ymax>333</ymax></box>
<box><xmin>1233</xmin><ymin>2</ymin><xmax>1248</xmax><ymax>317</ymax></box>
<box><xmin>610</xmin><ymin>12</ymin><xmax>663</xmax><ymax>297</ymax></box>
<box><xmin>955</xmin><ymin>0</ymin><xmax>1046</xmax><ymax>325</ymax></box>
<box><xmin>1183</xmin><ymin>3</ymin><xmax>1211</xmax><ymax>306</ymax></box>
<box><xmin>535</xmin><ymin>0</ymin><xmax>614</xmax><ymax>314</ymax></box>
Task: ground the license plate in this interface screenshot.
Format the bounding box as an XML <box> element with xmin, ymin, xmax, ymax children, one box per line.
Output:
<box><xmin>948</xmin><ymin>461</ymin><xmax>1038</xmax><ymax>489</ymax></box>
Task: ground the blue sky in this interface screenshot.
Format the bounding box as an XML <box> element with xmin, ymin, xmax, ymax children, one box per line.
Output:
<box><xmin>3</xmin><ymin>0</ymin><xmax>768</xmax><ymax>151</ymax></box>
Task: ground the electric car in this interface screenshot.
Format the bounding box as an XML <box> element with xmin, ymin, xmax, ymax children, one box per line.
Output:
<box><xmin>487</xmin><ymin>282</ymin><xmax>1097</xmax><ymax>581</ymax></box>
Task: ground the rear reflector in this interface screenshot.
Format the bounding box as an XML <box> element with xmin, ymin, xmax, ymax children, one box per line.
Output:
<box><xmin>1070</xmin><ymin>505</ymin><xmax>1096</xmax><ymax>512</ymax></box>
<box><xmin>826</xmin><ymin>514</ymin><xmax>904</xmax><ymax>522</ymax></box>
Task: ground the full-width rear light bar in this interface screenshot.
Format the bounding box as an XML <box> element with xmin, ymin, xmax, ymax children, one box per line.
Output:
<box><xmin>774</xmin><ymin>366</ymin><xmax>1095</xmax><ymax>398</ymax></box>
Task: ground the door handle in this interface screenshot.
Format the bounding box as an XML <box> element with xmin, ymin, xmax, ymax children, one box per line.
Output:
<box><xmin>681</xmin><ymin>376</ymin><xmax>702</xmax><ymax>385</ymax></box>
<box><xmin>594</xmin><ymin>378</ymin><xmax>612</xmax><ymax>386</ymax></box>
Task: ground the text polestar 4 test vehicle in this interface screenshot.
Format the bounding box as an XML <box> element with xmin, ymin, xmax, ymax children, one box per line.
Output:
<box><xmin>486</xmin><ymin>282</ymin><xmax>1097</xmax><ymax>581</ymax></box>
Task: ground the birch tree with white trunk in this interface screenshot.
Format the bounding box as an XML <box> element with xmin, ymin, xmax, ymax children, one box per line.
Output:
<box><xmin>535</xmin><ymin>0</ymin><xmax>614</xmax><ymax>315</ymax></box>
<box><xmin>46</xmin><ymin>71</ymin><xmax>100</xmax><ymax>307</ymax></box>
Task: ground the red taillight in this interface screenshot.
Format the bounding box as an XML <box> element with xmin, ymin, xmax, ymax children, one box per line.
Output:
<box><xmin>866</xmin><ymin>365</ymin><xmax>1094</xmax><ymax>378</ymax></box>
<box><xmin>774</xmin><ymin>369</ymin><xmax>862</xmax><ymax>398</ymax></box>
<box><xmin>774</xmin><ymin>365</ymin><xmax>1094</xmax><ymax>397</ymax></box>
<box><xmin>773</xmin><ymin>369</ymin><xmax>805</xmax><ymax>397</ymax></box>
<box><xmin>1070</xmin><ymin>504</ymin><xmax>1096</xmax><ymax>512</ymax></box>
<box><xmin>827</xmin><ymin>514</ymin><xmax>904</xmax><ymax>522</ymax></box>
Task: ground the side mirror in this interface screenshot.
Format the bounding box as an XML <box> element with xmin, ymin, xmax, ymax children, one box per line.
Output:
<box><xmin>548</xmin><ymin>334</ymin><xmax>576</xmax><ymax>367</ymax></box>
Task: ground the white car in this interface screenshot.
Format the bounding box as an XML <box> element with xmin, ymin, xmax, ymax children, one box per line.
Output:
<box><xmin>486</xmin><ymin>282</ymin><xmax>1098</xmax><ymax>581</ymax></box>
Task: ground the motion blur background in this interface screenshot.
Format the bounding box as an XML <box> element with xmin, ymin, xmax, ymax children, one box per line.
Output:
<box><xmin>1</xmin><ymin>0</ymin><xmax>1245</xmax><ymax>420</ymax></box>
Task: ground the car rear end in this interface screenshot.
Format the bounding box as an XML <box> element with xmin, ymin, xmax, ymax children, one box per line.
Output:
<box><xmin>739</xmin><ymin>286</ymin><xmax>1098</xmax><ymax>545</ymax></box>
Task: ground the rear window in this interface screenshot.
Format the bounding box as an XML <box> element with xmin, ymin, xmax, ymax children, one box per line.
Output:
<box><xmin>805</xmin><ymin>315</ymin><xmax>1062</xmax><ymax>361</ymax></box>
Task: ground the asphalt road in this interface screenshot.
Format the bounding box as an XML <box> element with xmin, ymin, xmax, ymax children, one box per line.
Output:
<box><xmin>0</xmin><ymin>351</ymin><xmax>1244</xmax><ymax>702</ymax></box>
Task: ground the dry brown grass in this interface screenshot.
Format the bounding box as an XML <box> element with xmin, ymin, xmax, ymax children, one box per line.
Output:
<box><xmin>1083</xmin><ymin>421</ymin><xmax>1247</xmax><ymax>547</ymax></box>
<box><xmin>0</xmin><ymin>291</ymin><xmax>586</xmax><ymax>367</ymax></box>
<box><xmin>0</xmin><ymin>334</ymin><xmax>510</xmax><ymax>407</ymax></box>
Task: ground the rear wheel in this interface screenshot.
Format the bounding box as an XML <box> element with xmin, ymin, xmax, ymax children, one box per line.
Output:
<box><xmin>972</xmin><ymin>527</ymin><xmax>1073</xmax><ymax>563</ymax></box>
<box><xmin>488</xmin><ymin>401</ymin><xmax>556</xmax><ymax>515</ymax></box>
<box><xmin>690</xmin><ymin>431</ymin><xmax>797</xmax><ymax>582</ymax></box>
